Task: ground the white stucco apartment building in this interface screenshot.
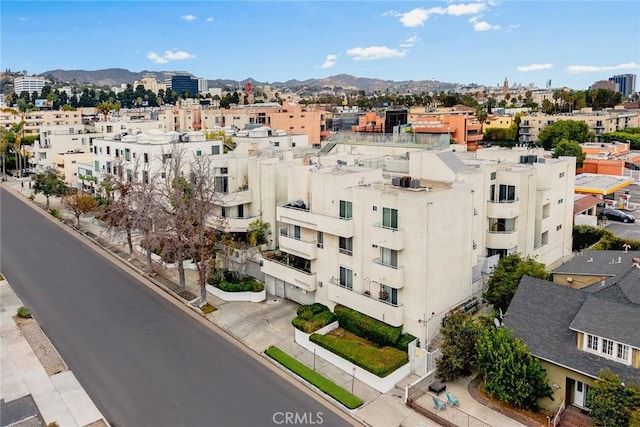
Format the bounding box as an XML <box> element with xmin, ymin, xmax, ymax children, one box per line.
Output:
<box><xmin>260</xmin><ymin>143</ymin><xmax>576</xmax><ymax>348</ymax></box>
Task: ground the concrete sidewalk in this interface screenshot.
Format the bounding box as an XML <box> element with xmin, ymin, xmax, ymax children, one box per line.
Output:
<box><xmin>2</xmin><ymin>179</ymin><xmax>527</xmax><ymax>427</ymax></box>
<box><xmin>1</xmin><ymin>279</ymin><xmax>108</xmax><ymax>427</ymax></box>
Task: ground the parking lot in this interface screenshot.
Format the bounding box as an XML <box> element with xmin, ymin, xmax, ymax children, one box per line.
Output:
<box><xmin>602</xmin><ymin>183</ymin><xmax>640</xmax><ymax>240</ymax></box>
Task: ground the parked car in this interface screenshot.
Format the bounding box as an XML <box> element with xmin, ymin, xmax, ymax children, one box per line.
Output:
<box><xmin>602</xmin><ymin>209</ymin><xmax>635</xmax><ymax>223</ymax></box>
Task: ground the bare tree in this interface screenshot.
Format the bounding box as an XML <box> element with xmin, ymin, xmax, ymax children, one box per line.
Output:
<box><xmin>188</xmin><ymin>154</ymin><xmax>224</xmax><ymax>305</ymax></box>
<box><xmin>62</xmin><ymin>192</ymin><xmax>97</xmax><ymax>227</ymax></box>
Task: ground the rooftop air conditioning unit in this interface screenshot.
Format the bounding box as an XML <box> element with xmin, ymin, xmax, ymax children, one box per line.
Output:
<box><xmin>410</xmin><ymin>179</ymin><xmax>421</xmax><ymax>188</ymax></box>
<box><xmin>392</xmin><ymin>176</ymin><xmax>401</xmax><ymax>187</ymax></box>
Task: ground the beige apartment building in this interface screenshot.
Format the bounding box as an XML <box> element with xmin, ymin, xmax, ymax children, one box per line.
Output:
<box><xmin>1</xmin><ymin>109</ymin><xmax>83</xmax><ymax>135</ymax></box>
<box><xmin>519</xmin><ymin>108</ymin><xmax>640</xmax><ymax>143</ymax></box>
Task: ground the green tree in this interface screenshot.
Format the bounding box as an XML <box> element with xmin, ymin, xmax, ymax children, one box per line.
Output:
<box><xmin>552</xmin><ymin>138</ymin><xmax>586</xmax><ymax>167</ymax></box>
<box><xmin>247</xmin><ymin>218</ymin><xmax>270</xmax><ymax>246</ymax></box>
<box><xmin>436</xmin><ymin>311</ymin><xmax>484</xmax><ymax>380</ymax></box>
<box><xmin>2</xmin><ymin>99</ymin><xmax>37</xmax><ymax>176</ymax></box>
<box><xmin>484</xmin><ymin>254</ymin><xmax>549</xmax><ymax>313</ymax></box>
<box><xmin>32</xmin><ymin>168</ymin><xmax>66</xmax><ymax>207</ymax></box>
<box><xmin>538</xmin><ymin>120</ymin><xmax>591</xmax><ymax>150</ymax></box>
<box><xmin>586</xmin><ymin>369</ymin><xmax>640</xmax><ymax>427</ymax></box>
<box><xmin>476</xmin><ymin>327</ymin><xmax>553</xmax><ymax>411</ymax></box>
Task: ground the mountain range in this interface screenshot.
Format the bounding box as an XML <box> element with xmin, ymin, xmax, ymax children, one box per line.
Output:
<box><xmin>38</xmin><ymin>68</ymin><xmax>457</xmax><ymax>93</ymax></box>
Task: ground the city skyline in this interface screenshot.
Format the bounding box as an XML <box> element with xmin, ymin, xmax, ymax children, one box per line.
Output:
<box><xmin>1</xmin><ymin>1</ymin><xmax>639</xmax><ymax>90</ymax></box>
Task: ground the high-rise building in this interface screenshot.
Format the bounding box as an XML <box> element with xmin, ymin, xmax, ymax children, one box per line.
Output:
<box><xmin>14</xmin><ymin>76</ymin><xmax>45</xmax><ymax>96</ymax></box>
<box><xmin>590</xmin><ymin>80</ymin><xmax>617</xmax><ymax>92</ymax></box>
<box><xmin>170</xmin><ymin>75</ymin><xmax>199</xmax><ymax>98</ymax></box>
<box><xmin>608</xmin><ymin>74</ymin><xmax>636</xmax><ymax>98</ymax></box>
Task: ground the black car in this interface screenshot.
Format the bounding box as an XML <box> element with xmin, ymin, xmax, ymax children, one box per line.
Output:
<box><xmin>602</xmin><ymin>209</ymin><xmax>635</xmax><ymax>223</ymax></box>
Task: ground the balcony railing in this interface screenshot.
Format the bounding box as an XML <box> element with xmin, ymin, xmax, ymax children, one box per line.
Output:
<box><xmin>261</xmin><ymin>255</ymin><xmax>316</xmax><ymax>291</ymax></box>
<box><xmin>327</xmin><ymin>281</ymin><xmax>403</xmax><ymax>326</ymax></box>
<box><xmin>279</xmin><ymin>226</ymin><xmax>317</xmax><ymax>259</ymax></box>
<box><xmin>372</xmin><ymin>223</ymin><xmax>404</xmax><ymax>250</ymax></box>
<box><xmin>371</xmin><ymin>258</ymin><xmax>404</xmax><ymax>289</ymax></box>
<box><xmin>277</xmin><ymin>202</ymin><xmax>354</xmax><ymax>237</ymax></box>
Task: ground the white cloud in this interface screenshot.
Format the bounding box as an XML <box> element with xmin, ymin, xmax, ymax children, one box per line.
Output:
<box><xmin>206</xmin><ymin>17</ymin><xmax>214</xmax><ymax>23</ymax></box>
<box><xmin>147</xmin><ymin>49</ymin><xmax>195</xmax><ymax>64</ymax></box>
<box><xmin>517</xmin><ymin>63</ymin><xmax>553</xmax><ymax>72</ymax></box>
<box><xmin>396</xmin><ymin>3</ymin><xmax>486</xmax><ymax>27</ymax></box>
<box><xmin>346</xmin><ymin>46</ymin><xmax>405</xmax><ymax>60</ymax></box>
<box><xmin>446</xmin><ymin>2</ymin><xmax>486</xmax><ymax>16</ymax></box>
<box><xmin>399</xmin><ymin>36</ymin><xmax>420</xmax><ymax>48</ymax></box>
<box><xmin>380</xmin><ymin>10</ymin><xmax>398</xmax><ymax>17</ymax></box>
<box><xmin>321</xmin><ymin>54</ymin><xmax>338</xmax><ymax>69</ymax></box>
<box><xmin>181</xmin><ymin>14</ymin><xmax>196</xmax><ymax>22</ymax></box>
<box><xmin>566</xmin><ymin>62</ymin><xmax>640</xmax><ymax>74</ymax></box>
<box><xmin>470</xmin><ymin>18</ymin><xmax>500</xmax><ymax>31</ymax></box>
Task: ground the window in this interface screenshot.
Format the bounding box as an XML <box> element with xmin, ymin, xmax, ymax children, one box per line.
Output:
<box><xmin>211</xmin><ymin>145</ymin><xmax>220</xmax><ymax>155</ymax></box>
<box><xmin>617</xmin><ymin>344</ymin><xmax>629</xmax><ymax>360</ymax></box>
<box><xmin>125</xmin><ymin>148</ymin><xmax>130</xmax><ymax>161</ymax></box>
<box><xmin>559</xmin><ymin>172</ymin><xmax>565</xmax><ymax>178</ymax></box>
<box><xmin>196</xmin><ymin>150</ymin><xmax>202</xmax><ymax>157</ymax></box>
<box><xmin>214</xmin><ymin>176</ymin><xmax>228</xmax><ymax>193</ymax></box>
<box><xmin>557</xmin><ymin>224</ymin><xmax>563</xmax><ymax>231</ymax></box>
<box><xmin>339</xmin><ymin>200</ymin><xmax>352</xmax><ymax>219</ymax></box>
<box><xmin>558</xmin><ymin>198</ymin><xmax>564</xmax><ymax>204</ymax></box>
<box><xmin>289</xmin><ymin>225</ymin><xmax>300</xmax><ymax>239</ymax></box>
<box><xmin>237</xmin><ymin>204</ymin><xmax>244</xmax><ymax>218</ymax></box>
<box><xmin>543</xmin><ymin>204</ymin><xmax>550</xmax><ymax>218</ymax></box>
<box><xmin>498</xmin><ymin>184</ymin><xmax>516</xmax><ymax>202</ymax></box>
<box><xmin>373</xmin><ymin>206</ymin><xmax>377</xmax><ymax>212</ymax></box>
<box><xmin>106</xmin><ymin>146</ymin><xmax>111</xmax><ymax>155</ymax></box>
<box><xmin>541</xmin><ymin>231</ymin><xmax>549</xmax><ymax>246</ymax></box>
<box><xmin>221</xmin><ymin>207</ymin><xmax>227</xmax><ymax>218</ymax></box>
<box><xmin>339</xmin><ymin>237</ymin><xmax>353</xmax><ymax>255</ymax></box>
<box><xmin>381</xmin><ymin>247</ymin><xmax>398</xmax><ymax>267</ymax></box>
<box><xmin>142</xmin><ymin>170</ymin><xmax>149</xmax><ymax>184</ymax></box>
<box><xmin>220</xmin><ymin>167</ymin><xmax>228</xmax><ymax>174</ymax></box>
<box><xmin>379</xmin><ymin>284</ymin><xmax>398</xmax><ymax>305</ymax></box>
<box><xmin>602</xmin><ymin>339</ymin><xmax>613</xmax><ymax>356</ymax></box>
<box><xmin>382</xmin><ymin>208</ymin><xmax>398</xmax><ymax>229</ymax></box>
<box><xmin>143</xmin><ymin>153</ymin><xmax>149</xmax><ymax>164</ymax></box>
<box><xmin>94</xmin><ymin>160</ymin><xmax>99</xmax><ymax>172</ymax></box>
<box><xmin>339</xmin><ymin>267</ymin><xmax>353</xmax><ymax>290</ymax></box>
<box><xmin>490</xmin><ymin>171</ymin><xmax>496</xmax><ymax>180</ymax></box>
<box><xmin>587</xmin><ymin>334</ymin><xmax>598</xmax><ymax>351</ymax></box>
<box><xmin>317</xmin><ymin>232</ymin><xmax>324</xmax><ymax>249</ymax></box>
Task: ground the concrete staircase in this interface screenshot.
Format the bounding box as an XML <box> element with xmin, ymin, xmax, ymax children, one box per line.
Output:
<box><xmin>557</xmin><ymin>405</ymin><xmax>593</xmax><ymax>427</ymax></box>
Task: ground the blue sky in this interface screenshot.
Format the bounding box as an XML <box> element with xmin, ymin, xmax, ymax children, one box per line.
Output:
<box><xmin>1</xmin><ymin>1</ymin><xmax>639</xmax><ymax>90</ymax></box>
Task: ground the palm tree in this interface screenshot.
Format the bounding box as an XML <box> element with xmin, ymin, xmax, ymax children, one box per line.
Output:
<box><xmin>2</xmin><ymin>99</ymin><xmax>37</xmax><ymax>177</ymax></box>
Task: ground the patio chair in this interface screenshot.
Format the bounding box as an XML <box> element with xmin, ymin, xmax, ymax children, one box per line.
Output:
<box><xmin>432</xmin><ymin>396</ymin><xmax>447</xmax><ymax>412</ymax></box>
<box><xmin>446</xmin><ymin>391</ymin><xmax>459</xmax><ymax>406</ymax></box>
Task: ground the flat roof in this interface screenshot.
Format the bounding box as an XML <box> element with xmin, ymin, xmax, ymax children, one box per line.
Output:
<box><xmin>574</xmin><ymin>173</ymin><xmax>634</xmax><ymax>195</ymax></box>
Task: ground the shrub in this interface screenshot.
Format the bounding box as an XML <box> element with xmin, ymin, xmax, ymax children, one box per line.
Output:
<box><xmin>292</xmin><ymin>304</ymin><xmax>336</xmax><ymax>333</ymax></box>
<box><xmin>49</xmin><ymin>207</ymin><xmax>61</xmax><ymax>218</ymax></box>
<box><xmin>572</xmin><ymin>225</ymin><xmax>612</xmax><ymax>251</ymax></box>
<box><xmin>334</xmin><ymin>304</ymin><xmax>402</xmax><ymax>348</ymax></box>
<box><xmin>17</xmin><ymin>306</ymin><xmax>32</xmax><ymax>318</ymax></box>
<box><xmin>265</xmin><ymin>346</ymin><xmax>363</xmax><ymax>409</ymax></box>
<box><xmin>28</xmin><ymin>193</ymin><xmax>35</xmax><ymax>201</ymax></box>
<box><xmin>0</xmin><ymin>273</ymin><xmax>4</xmax><ymax>280</ymax></box>
<box><xmin>396</xmin><ymin>333</ymin><xmax>419</xmax><ymax>352</ymax></box>
<box><xmin>310</xmin><ymin>333</ymin><xmax>408</xmax><ymax>377</ymax></box>
<box><xmin>208</xmin><ymin>270</ymin><xmax>264</xmax><ymax>292</ymax></box>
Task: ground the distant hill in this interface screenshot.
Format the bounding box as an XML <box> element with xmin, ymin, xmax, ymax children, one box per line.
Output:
<box><xmin>38</xmin><ymin>68</ymin><xmax>456</xmax><ymax>93</ymax></box>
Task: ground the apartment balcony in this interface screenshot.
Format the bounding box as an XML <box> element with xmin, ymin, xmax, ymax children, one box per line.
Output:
<box><xmin>279</xmin><ymin>226</ymin><xmax>317</xmax><ymax>260</ymax></box>
<box><xmin>486</xmin><ymin>229</ymin><xmax>519</xmax><ymax>249</ymax></box>
<box><xmin>328</xmin><ymin>281</ymin><xmax>403</xmax><ymax>327</ymax></box>
<box><xmin>371</xmin><ymin>224</ymin><xmax>404</xmax><ymax>251</ymax></box>
<box><xmin>486</xmin><ymin>199</ymin><xmax>519</xmax><ymax>218</ymax></box>
<box><xmin>207</xmin><ymin>215</ymin><xmax>258</xmax><ymax>233</ymax></box>
<box><xmin>277</xmin><ymin>203</ymin><xmax>354</xmax><ymax>237</ymax></box>
<box><xmin>261</xmin><ymin>256</ymin><xmax>317</xmax><ymax>292</ymax></box>
<box><xmin>370</xmin><ymin>259</ymin><xmax>404</xmax><ymax>289</ymax></box>
<box><xmin>217</xmin><ymin>189</ymin><xmax>252</xmax><ymax>207</ymax></box>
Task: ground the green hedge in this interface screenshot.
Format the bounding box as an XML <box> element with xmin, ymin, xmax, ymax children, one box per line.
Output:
<box><xmin>334</xmin><ymin>304</ymin><xmax>402</xmax><ymax>348</ymax></box>
<box><xmin>208</xmin><ymin>270</ymin><xmax>264</xmax><ymax>292</ymax></box>
<box><xmin>292</xmin><ymin>303</ymin><xmax>336</xmax><ymax>333</ymax></box>
<box><xmin>310</xmin><ymin>333</ymin><xmax>408</xmax><ymax>378</ymax></box>
<box><xmin>573</xmin><ymin>225</ymin><xmax>640</xmax><ymax>251</ymax></box>
<box><xmin>396</xmin><ymin>333</ymin><xmax>419</xmax><ymax>352</ymax></box>
<box><xmin>265</xmin><ymin>346</ymin><xmax>363</xmax><ymax>409</ymax></box>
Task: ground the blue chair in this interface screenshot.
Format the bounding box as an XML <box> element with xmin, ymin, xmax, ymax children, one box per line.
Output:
<box><xmin>432</xmin><ymin>396</ymin><xmax>447</xmax><ymax>412</ymax></box>
<box><xmin>446</xmin><ymin>391</ymin><xmax>459</xmax><ymax>406</ymax></box>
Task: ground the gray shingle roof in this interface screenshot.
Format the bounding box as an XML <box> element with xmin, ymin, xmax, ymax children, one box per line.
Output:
<box><xmin>504</xmin><ymin>276</ymin><xmax>640</xmax><ymax>383</ymax></box>
<box><xmin>569</xmin><ymin>296</ymin><xmax>640</xmax><ymax>348</ymax></box>
<box><xmin>554</xmin><ymin>250</ymin><xmax>640</xmax><ymax>280</ymax></box>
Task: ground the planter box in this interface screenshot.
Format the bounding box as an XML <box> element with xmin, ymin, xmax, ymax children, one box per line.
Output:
<box><xmin>135</xmin><ymin>245</ymin><xmax>197</xmax><ymax>270</ymax></box>
<box><xmin>206</xmin><ymin>284</ymin><xmax>266</xmax><ymax>302</ymax></box>
<box><xmin>294</xmin><ymin>322</ymin><xmax>410</xmax><ymax>393</ymax></box>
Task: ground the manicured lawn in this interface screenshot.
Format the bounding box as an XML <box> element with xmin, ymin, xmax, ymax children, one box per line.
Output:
<box><xmin>265</xmin><ymin>346</ymin><xmax>363</xmax><ymax>409</ymax></box>
<box><xmin>310</xmin><ymin>328</ymin><xmax>408</xmax><ymax>378</ymax></box>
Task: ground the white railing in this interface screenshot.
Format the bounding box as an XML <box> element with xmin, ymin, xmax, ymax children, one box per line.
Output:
<box><xmin>551</xmin><ymin>399</ymin><xmax>565</xmax><ymax>427</ymax></box>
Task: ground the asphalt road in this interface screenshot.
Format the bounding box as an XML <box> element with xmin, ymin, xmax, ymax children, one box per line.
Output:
<box><xmin>0</xmin><ymin>187</ymin><xmax>351</xmax><ymax>427</ymax></box>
